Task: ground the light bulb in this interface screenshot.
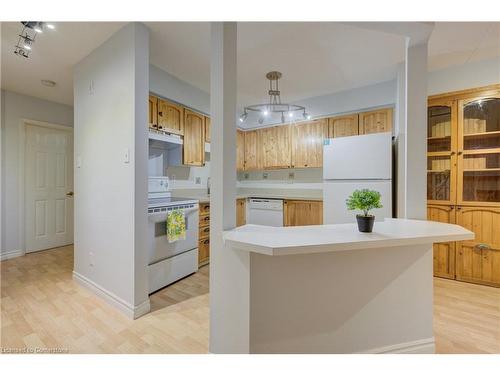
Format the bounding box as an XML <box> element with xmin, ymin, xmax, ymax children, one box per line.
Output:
<box><xmin>34</xmin><ymin>25</ymin><xmax>43</xmax><ymax>33</ymax></box>
<box><xmin>288</xmin><ymin>112</ymin><xmax>293</xmax><ymax>118</ymax></box>
<box><xmin>239</xmin><ymin>117</ymin><xmax>244</xmax><ymax>123</ymax></box>
<box><xmin>46</xmin><ymin>23</ymin><xmax>55</xmax><ymax>30</ymax></box>
<box><xmin>263</xmin><ymin>109</ymin><xmax>269</xmax><ymax>116</ymax></box>
<box><xmin>24</xmin><ymin>44</ymin><xmax>32</xmax><ymax>50</ymax></box>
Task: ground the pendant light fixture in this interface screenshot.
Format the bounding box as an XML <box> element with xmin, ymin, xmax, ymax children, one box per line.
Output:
<box><xmin>239</xmin><ymin>71</ymin><xmax>310</xmax><ymax>124</ymax></box>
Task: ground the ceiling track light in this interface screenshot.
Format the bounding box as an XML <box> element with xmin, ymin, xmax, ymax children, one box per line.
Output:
<box><xmin>239</xmin><ymin>71</ymin><xmax>308</xmax><ymax>125</ymax></box>
<box><xmin>14</xmin><ymin>21</ymin><xmax>55</xmax><ymax>59</ymax></box>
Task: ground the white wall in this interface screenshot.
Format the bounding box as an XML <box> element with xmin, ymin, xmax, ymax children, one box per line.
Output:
<box><xmin>149</xmin><ymin>64</ymin><xmax>210</xmax><ymax>114</ymax></box>
<box><xmin>428</xmin><ymin>57</ymin><xmax>500</xmax><ymax>96</ymax></box>
<box><xmin>0</xmin><ymin>90</ymin><xmax>73</xmax><ymax>258</ymax></box>
<box><xmin>73</xmin><ymin>23</ymin><xmax>149</xmax><ymax>318</ymax></box>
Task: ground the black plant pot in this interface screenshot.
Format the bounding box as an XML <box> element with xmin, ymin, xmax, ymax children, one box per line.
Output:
<box><xmin>356</xmin><ymin>215</ymin><xmax>375</xmax><ymax>233</ymax></box>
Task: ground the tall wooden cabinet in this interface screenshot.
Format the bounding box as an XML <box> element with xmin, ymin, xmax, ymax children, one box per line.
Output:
<box><xmin>183</xmin><ymin>109</ymin><xmax>205</xmax><ymax>166</ymax></box>
<box><xmin>427</xmin><ymin>85</ymin><xmax>500</xmax><ymax>287</ymax></box>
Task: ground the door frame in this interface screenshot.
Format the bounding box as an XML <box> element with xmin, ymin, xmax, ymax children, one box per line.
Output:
<box><xmin>18</xmin><ymin>119</ymin><xmax>74</xmax><ymax>255</ymax></box>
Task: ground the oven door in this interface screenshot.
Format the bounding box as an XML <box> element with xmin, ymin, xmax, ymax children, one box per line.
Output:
<box><xmin>148</xmin><ymin>204</ymin><xmax>199</xmax><ymax>264</ymax></box>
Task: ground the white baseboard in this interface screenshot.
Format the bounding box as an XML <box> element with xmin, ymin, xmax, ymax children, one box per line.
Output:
<box><xmin>0</xmin><ymin>249</ymin><xmax>24</xmax><ymax>261</ymax></box>
<box><xmin>72</xmin><ymin>271</ymin><xmax>150</xmax><ymax>320</ymax></box>
<box><xmin>360</xmin><ymin>337</ymin><xmax>435</xmax><ymax>354</ymax></box>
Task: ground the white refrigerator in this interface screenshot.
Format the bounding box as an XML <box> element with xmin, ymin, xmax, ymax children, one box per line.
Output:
<box><xmin>323</xmin><ymin>132</ymin><xmax>393</xmax><ymax>224</ymax></box>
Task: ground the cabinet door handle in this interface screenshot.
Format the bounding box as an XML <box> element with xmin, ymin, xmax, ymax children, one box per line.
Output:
<box><xmin>456</xmin><ymin>206</ymin><xmax>462</xmax><ymax>210</ymax></box>
<box><xmin>204</xmin><ymin>240</ymin><xmax>210</xmax><ymax>245</ymax></box>
<box><xmin>475</xmin><ymin>243</ymin><xmax>490</xmax><ymax>250</ymax></box>
<box><xmin>159</xmin><ymin>111</ymin><xmax>163</xmax><ymax>117</ymax></box>
<box><xmin>458</xmin><ymin>151</ymin><xmax>463</xmax><ymax>155</ymax></box>
<box><xmin>451</xmin><ymin>151</ymin><xmax>456</xmax><ymax>155</ymax></box>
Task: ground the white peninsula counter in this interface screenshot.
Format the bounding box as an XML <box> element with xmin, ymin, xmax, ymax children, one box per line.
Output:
<box><xmin>211</xmin><ymin>219</ymin><xmax>473</xmax><ymax>354</ymax></box>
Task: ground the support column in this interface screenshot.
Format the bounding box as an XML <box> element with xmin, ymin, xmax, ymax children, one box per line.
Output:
<box><xmin>404</xmin><ymin>39</ymin><xmax>428</xmax><ymax>219</ymax></box>
<box><xmin>209</xmin><ymin>22</ymin><xmax>249</xmax><ymax>353</ymax></box>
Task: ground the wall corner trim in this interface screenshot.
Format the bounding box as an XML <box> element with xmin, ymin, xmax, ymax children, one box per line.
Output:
<box><xmin>72</xmin><ymin>271</ymin><xmax>150</xmax><ymax>320</ymax></box>
<box><xmin>358</xmin><ymin>337</ymin><xmax>435</xmax><ymax>354</ymax></box>
<box><xmin>0</xmin><ymin>249</ymin><xmax>24</xmax><ymax>262</ymax></box>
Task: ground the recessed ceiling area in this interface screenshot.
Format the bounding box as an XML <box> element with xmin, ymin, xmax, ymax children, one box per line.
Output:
<box><xmin>1</xmin><ymin>22</ymin><xmax>499</xmax><ymax>107</ymax></box>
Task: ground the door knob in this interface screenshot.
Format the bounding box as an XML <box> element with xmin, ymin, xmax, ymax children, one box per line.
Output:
<box><xmin>66</xmin><ymin>191</ymin><xmax>74</xmax><ymax>197</ymax></box>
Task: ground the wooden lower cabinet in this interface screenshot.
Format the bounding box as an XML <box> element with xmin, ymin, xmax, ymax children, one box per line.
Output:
<box><xmin>198</xmin><ymin>238</ymin><xmax>210</xmax><ymax>266</ymax></box>
<box><xmin>199</xmin><ymin>202</ymin><xmax>210</xmax><ymax>266</ymax></box>
<box><xmin>455</xmin><ymin>206</ymin><xmax>500</xmax><ymax>287</ymax></box>
<box><xmin>427</xmin><ymin>204</ymin><xmax>456</xmax><ymax>279</ymax></box>
<box><xmin>284</xmin><ymin>200</ymin><xmax>323</xmax><ymax>226</ymax></box>
<box><xmin>236</xmin><ymin>198</ymin><xmax>246</xmax><ymax>227</ymax></box>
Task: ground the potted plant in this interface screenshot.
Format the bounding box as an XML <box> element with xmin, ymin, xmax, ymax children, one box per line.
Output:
<box><xmin>346</xmin><ymin>189</ymin><xmax>382</xmax><ymax>233</ymax></box>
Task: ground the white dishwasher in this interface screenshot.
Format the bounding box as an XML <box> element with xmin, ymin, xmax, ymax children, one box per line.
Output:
<box><xmin>247</xmin><ymin>198</ymin><xmax>284</xmax><ymax>227</ymax></box>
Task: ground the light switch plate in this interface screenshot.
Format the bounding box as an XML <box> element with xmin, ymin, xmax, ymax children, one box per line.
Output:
<box><xmin>263</xmin><ymin>173</ymin><xmax>268</xmax><ymax>179</ymax></box>
<box><xmin>195</xmin><ymin>177</ymin><xmax>201</xmax><ymax>185</ymax></box>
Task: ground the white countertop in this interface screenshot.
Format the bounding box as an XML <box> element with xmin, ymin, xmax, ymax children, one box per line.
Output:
<box><xmin>223</xmin><ymin>218</ymin><xmax>474</xmax><ymax>256</ymax></box>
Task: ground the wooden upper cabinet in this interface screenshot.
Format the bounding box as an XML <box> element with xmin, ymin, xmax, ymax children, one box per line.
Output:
<box><xmin>328</xmin><ymin>114</ymin><xmax>359</xmax><ymax>138</ymax></box>
<box><xmin>284</xmin><ymin>200</ymin><xmax>323</xmax><ymax>226</ymax></box>
<box><xmin>158</xmin><ymin>99</ymin><xmax>184</xmax><ymax>135</ymax></box>
<box><xmin>455</xmin><ymin>206</ymin><xmax>500</xmax><ymax>287</ymax></box>
<box><xmin>261</xmin><ymin>125</ymin><xmax>291</xmax><ymax>169</ymax></box>
<box><xmin>205</xmin><ymin>116</ymin><xmax>211</xmax><ymax>143</ymax></box>
<box><xmin>236</xmin><ymin>198</ymin><xmax>246</xmax><ymax>227</ymax></box>
<box><xmin>183</xmin><ymin>109</ymin><xmax>205</xmax><ymax>166</ymax></box>
<box><xmin>148</xmin><ymin>95</ymin><xmax>158</xmax><ymax>129</ymax></box>
<box><xmin>244</xmin><ymin>130</ymin><xmax>261</xmax><ymax>171</ymax></box>
<box><xmin>427</xmin><ymin>204</ymin><xmax>456</xmax><ymax>279</ymax></box>
<box><xmin>237</xmin><ymin>129</ymin><xmax>245</xmax><ymax>172</ymax></box>
<box><xmin>291</xmin><ymin>119</ymin><xmax>328</xmax><ymax>168</ymax></box>
<box><xmin>359</xmin><ymin>108</ymin><xmax>393</xmax><ymax>135</ymax></box>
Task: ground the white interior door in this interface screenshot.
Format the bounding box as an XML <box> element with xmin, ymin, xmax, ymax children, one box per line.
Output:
<box><xmin>25</xmin><ymin>124</ymin><xmax>74</xmax><ymax>253</ymax></box>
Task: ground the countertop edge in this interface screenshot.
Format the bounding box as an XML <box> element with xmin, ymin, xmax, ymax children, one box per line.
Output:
<box><xmin>223</xmin><ymin>219</ymin><xmax>474</xmax><ymax>256</ymax></box>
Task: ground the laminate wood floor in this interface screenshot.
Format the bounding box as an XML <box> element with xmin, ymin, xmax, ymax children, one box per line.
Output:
<box><xmin>1</xmin><ymin>246</ymin><xmax>499</xmax><ymax>354</ymax></box>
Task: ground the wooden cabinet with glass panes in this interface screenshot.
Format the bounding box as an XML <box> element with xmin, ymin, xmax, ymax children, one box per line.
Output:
<box><xmin>427</xmin><ymin>84</ymin><xmax>500</xmax><ymax>287</ymax></box>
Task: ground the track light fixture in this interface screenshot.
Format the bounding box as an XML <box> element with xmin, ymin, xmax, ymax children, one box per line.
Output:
<box><xmin>14</xmin><ymin>22</ymin><xmax>55</xmax><ymax>59</ymax></box>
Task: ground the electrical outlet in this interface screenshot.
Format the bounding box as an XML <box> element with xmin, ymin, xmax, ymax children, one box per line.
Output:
<box><xmin>244</xmin><ymin>173</ymin><xmax>249</xmax><ymax>180</ymax></box>
<box><xmin>288</xmin><ymin>172</ymin><xmax>295</xmax><ymax>179</ymax></box>
<box><xmin>195</xmin><ymin>177</ymin><xmax>201</xmax><ymax>185</ymax></box>
<box><xmin>89</xmin><ymin>252</ymin><xmax>94</xmax><ymax>267</ymax></box>
<box><xmin>263</xmin><ymin>173</ymin><xmax>268</xmax><ymax>179</ymax></box>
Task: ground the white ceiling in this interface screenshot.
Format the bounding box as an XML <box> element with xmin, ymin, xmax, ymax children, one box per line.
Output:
<box><xmin>1</xmin><ymin>22</ymin><xmax>499</xmax><ymax>107</ymax></box>
<box><xmin>1</xmin><ymin>22</ymin><xmax>126</xmax><ymax>106</ymax></box>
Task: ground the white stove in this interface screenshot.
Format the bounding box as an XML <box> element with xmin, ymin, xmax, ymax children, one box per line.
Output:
<box><xmin>148</xmin><ymin>176</ymin><xmax>198</xmax><ymax>210</ymax></box>
<box><xmin>147</xmin><ymin>176</ymin><xmax>199</xmax><ymax>294</ymax></box>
